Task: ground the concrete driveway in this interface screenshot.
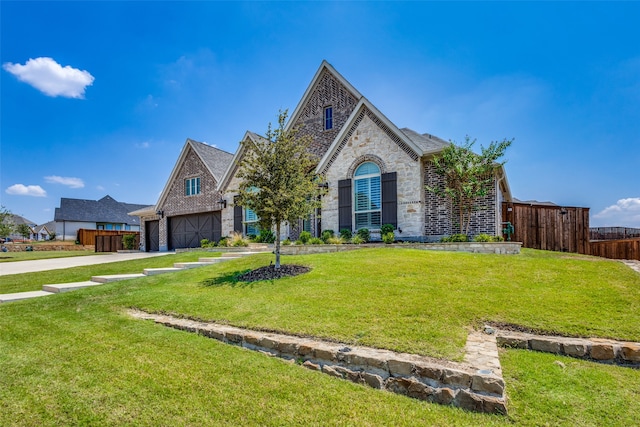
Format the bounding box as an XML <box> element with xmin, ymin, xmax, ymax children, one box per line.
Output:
<box><xmin>0</xmin><ymin>252</ymin><xmax>173</xmax><ymax>276</ymax></box>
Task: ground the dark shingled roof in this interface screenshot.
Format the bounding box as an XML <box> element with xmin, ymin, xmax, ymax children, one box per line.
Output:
<box><xmin>399</xmin><ymin>128</ymin><xmax>450</xmax><ymax>154</ymax></box>
<box><xmin>188</xmin><ymin>139</ymin><xmax>234</xmax><ymax>182</ymax></box>
<box><xmin>54</xmin><ymin>195</ymin><xmax>148</xmax><ymax>225</ymax></box>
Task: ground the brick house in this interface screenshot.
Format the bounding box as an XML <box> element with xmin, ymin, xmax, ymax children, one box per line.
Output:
<box><xmin>135</xmin><ymin>61</ymin><xmax>512</xmax><ymax>251</ymax></box>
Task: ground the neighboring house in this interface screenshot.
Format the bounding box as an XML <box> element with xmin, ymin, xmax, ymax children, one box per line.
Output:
<box><xmin>33</xmin><ymin>221</ymin><xmax>56</xmax><ymax>241</ymax></box>
<box><xmin>4</xmin><ymin>214</ymin><xmax>36</xmax><ymax>241</ymax></box>
<box><xmin>54</xmin><ymin>195</ymin><xmax>148</xmax><ymax>241</ymax></box>
<box><xmin>136</xmin><ymin>61</ymin><xmax>511</xmax><ymax>251</ymax></box>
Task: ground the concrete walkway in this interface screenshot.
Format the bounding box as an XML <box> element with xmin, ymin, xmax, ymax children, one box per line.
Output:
<box><xmin>0</xmin><ymin>251</ymin><xmax>268</xmax><ymax>303</ymax></box>
<box><xmin>0</xmin><ymin>251</ymin><xmax>172</xmax><ymax>276</ymax></box>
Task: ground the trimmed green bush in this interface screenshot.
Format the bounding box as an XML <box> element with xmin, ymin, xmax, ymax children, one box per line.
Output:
<box><xmin>282</xmin><ymin>238</ymin><xmax>292</xmax><ymax>246</ymax></box>
<box><xmin>441</xmin><ymin>234</ymin><xmax>469</xmax><ymax>243</ymax></box>
<box><xmin>351</xmin><ymin>235</ymin><xmax>364</xmax><ymax>244</ymax></box>
<box><xmin>339</xmin><ymin>228</ymin><xmax>352</xmax><ymax>240</ymax></box>
<box><xmin>309</xmin><ymin>237</ymin><xmax>323</xmax><ymax>245</ymax></box>
<box><xmin>382</xmin><ymin>232</ymin><xmax>395</xmax><ymax>244</ymax></box>
<box><xmin>357</xmin><ymin>228</ymin><xmax>370</xmax><ymax>243</ymax></box>
<box><xmin>380</xmin><ymin>224</ymin><xmax>394</xmax><ymax>235</ymax></box>
<box><xmin>299</xmin><ymin>231</ymin><xmax>311</xmax><ymax>244</ymax></box>
<box><xmin>473</xmin><ymin>233</ymin><xmax>493</xmax><ymax>242</ymax></box>
<box><xmin>122</xmin><ymin>234</ymin><xmax>137</xmax><ymax>250</ymax></box>
<box><xmin>321</xmin><ymin>229</ymin><xmax>334</xmax><ymax>243</ymax></box>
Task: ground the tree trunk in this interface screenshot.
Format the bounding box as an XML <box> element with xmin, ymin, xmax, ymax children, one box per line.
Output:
<box><xmin>275</xmin><ymin>223</ymin><xmax>281</xmax><ymax>269</ymax></box>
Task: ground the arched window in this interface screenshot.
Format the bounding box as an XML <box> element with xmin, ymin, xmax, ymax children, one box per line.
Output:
<box><xmin>354</xmin><ymin>162</ymin><xmax>381</xmax><ymax>230</ymax></box>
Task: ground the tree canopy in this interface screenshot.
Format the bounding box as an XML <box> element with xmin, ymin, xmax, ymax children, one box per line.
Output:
<box><xmin>236</xmin><ymin>110</ymin><xmax>325</xmax><ymax>268</ymax></box>
<box><xmin>0</xmin><ymin>206</ymin><xmax>14</xmax><ymax>238</ymax></box>
<box><xmin>426</xmin><ymin>136</ymin><xmax>512</xmax><ymax>237</ymax></box>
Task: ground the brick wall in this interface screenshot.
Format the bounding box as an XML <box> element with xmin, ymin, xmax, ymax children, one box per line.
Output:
<box><xmin>423</xmin><ymin>159</ymin><xmax>500</xmax><ymax>239</ymax></box>
<box><xmin>292</xmin><ymin>68</ymin><xmax>358</xmax><ymax>159</ymax></box>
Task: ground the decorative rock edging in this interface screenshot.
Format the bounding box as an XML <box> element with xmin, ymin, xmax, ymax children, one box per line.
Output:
<box><xmin>280</xmin><ymin>242</ymin><xmax>521</xmax><ymax>256</ymax></box>
<box><xmin>496</xmin><ymin>330</ymin><xmax>640</xmax><ymax>368</ymax></box>
<box><xmin>129</xmin><ymin>310</ymin><xmax>507</xmax><ymax>415</ymax></box>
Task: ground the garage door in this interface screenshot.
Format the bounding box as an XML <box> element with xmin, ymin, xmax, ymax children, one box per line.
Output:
<box><xmin>145</xmin><ymin>220</ymin><xmax>160</xmax><ymax>252</ymax></box>
<box><xmin>169</xmin><ymin>212</ymin><xmax>221</xmax><ymax>250</ymax></box>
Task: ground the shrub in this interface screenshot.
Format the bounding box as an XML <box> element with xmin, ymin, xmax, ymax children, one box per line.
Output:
<box><xmin>339</xmin><ymin>229</ymin><xmax>352</xmax><ymax>240</ymax></box>
<box><xmin>473</xmin><ymin>234</ymin><xmax>493</xmax><ymax>242</ymax></box>
<box><xmin>122</xmin><ymin>234</ymin><xmax>137</xmax><ymax>250</ymax></box>
<box><xmin>382</xmin><ymin>232</ymin><xmax>395</xmax><ymax>244</ymax></box>
<box><xmin>321</xmin><ymin>229</ymin><xmax>334</xmax><ymax>243</ymax></box>
<box><xmin>229</xmin><ymin>232</ymin><xmax>249</xmax><ymax>247</ymax></box>
<box><xmin>309</xmin><ymin>237</ymin><xmax>323</xmax><ymax>245</ymax></box>
<box><xmin>492</xmin><ymin>235</ymin><xmax>505</xmax><ymax>242</ymax></box>
<box><xmin>218</xmin><ymin>236</ymin><xmax>229</xmax><ymax>247</ymax></box>
<box><xmin>200</xmin><ymin>238</ymin><xmax>216</xmax><ymax>248</ymax></box>
<box><xmin>327</xmin><ymin>236</ymin><xmax>344</xmax><ymax>245</ymax></box>
<box><xmin>380</xmin><ymin>224</ymin><xmax>394</xmax><ymax>235</ymax></box>
<box><xmin>255</xmin><ymin>229</ymin><xmax>276</xmax><ymax>243</ymax></box>
<box><xmin>441</xmin><ymin>234</ymin><xmax>469</xmax><ymax>243</ymax></box>
<box><xmin>351</xmin><ymin>235</ymin><xmax>364</xmax><ymax>244</ymax></box>
<box><xmin>282</xmin><ymin>238</ymin><xmax>292</xmax><ymax>246</ymax></box>
<box><xmin>299</xmin><ymin>231</ymin><xmax>311</xmax><ymax>244</ymax></box>
<box><xmin>294</xmin><ymin>240</ymin><xmax>303</xmax><ymax>245</ymax></box>
<box><xmin>356</xmin><ymin>228</ymin><xmax>370</xmax><ymax>243</ymax></box>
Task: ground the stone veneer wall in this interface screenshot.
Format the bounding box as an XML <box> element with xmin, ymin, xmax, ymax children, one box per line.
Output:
<box><xmin>158</xmin><ymin>146</ymin><xmax>224</xmax><ymax>250</ymax></box>
<box><xmin>280</xmin><ymin>242</ymin><xmax>521</xmax><ymax>255</ymax></box>
<box><xmin>131</xmin><ymin>310</ymin><xmax>507</xmax><ymax>415</ymax></box>
<box><xmin>423</xmin><ymin>159</ymin><xmax>499</xmax><ymax>240</ymax></box>
<box><xmin>322</xmin><ymin>114</ymin><xmax>424</xmax><ymax>238</ymax></box>
<box><xmin>292</xmin><ymin>68</ymin><xmax>359</xmax><ymax>159</ymax></box>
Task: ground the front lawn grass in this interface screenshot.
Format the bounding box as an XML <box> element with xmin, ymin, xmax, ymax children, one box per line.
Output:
<box><xmin>114</xmin><ymin>248</ymin><xmax>640</xmax><ymax>360</ymax></box>
<box><xmin>0</xmin><ymin>251</ymin><xmax>219</xmax><ymax>294</ymax></box>
<box><xmin>0</xmin><ymin>250</ymin><xmax>97</xmax><ymax>263</ymax></box>
<box><xmin>1</xmin><ymin>247</ymin><xmax>639</xmax><ymax>426</ymax></box>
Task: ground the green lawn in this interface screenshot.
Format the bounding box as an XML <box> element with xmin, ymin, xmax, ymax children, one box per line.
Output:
<box><xmin>0</xmin><ymin>250</ymin><xmax>97</xmax><ymax>263</ymax></box>
<box><xmin>1</xmin><ymin>248</ymin><xmax>639</xmax><ymax>426</ymax></box>
<box><xmin>0</xmin><ymin>251</ymin><xmax>218</xmax><ymax>294</ymax></box>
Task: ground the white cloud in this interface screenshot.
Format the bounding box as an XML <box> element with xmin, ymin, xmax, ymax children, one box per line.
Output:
<box><xmin>135</xmin><ymin>141</ymin><xmax>150</xmax><ymax>149</ymax></box>
<box><xmin>3</xmin><ymin>57</ymin><xmax>94</xmax><ymax>98</ymax></box>
<box><xmin>96</xmin><ymin>185</ymin><xmax>105</xmax><ymax>191</ymax></box>
<box><xmin>593</xmin><ymin>197</ymin><xmax>640</xmax><ymax>227</ymax></box>
<box><xmin>44</xmin><ymin>175</ymin><xmax>84</xmax><ymax>188</ymax></box>
<box><xmin>5</xmin><ymin>184</ymin><xmax>47</xmax><ymax>197</ymax></box>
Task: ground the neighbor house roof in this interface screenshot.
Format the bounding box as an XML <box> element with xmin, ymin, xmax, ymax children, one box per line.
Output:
<box><xmin>8</xmin><ymin>214</ymin><xmax>37</xmax><ymax>227</ymax></box>
<box><xmin>54</xmin><ymin>195</ymin><xmax>148</xmax><ymax>225</ymax></box>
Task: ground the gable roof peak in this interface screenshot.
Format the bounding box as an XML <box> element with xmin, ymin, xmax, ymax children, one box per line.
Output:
<box><xmin>286</xmin><ymin>60</ymin><xmax>363</xmax><ymax>131</ymax></box>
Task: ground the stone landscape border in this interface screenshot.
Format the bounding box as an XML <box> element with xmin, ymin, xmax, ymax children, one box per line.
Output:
<box><xmin>279</xmin><ymin>241</ymin><xmax>521</xmax><ymax>255</ymax></box>
<box><xmin>129</xmin><ymin>310</ymin><xmax>507</xmax><ymax>415</ymax></box>
<box><xmin>495</xmin><ymin>329</ymin><xmax>640</xmax><ymax>367</ymax></box>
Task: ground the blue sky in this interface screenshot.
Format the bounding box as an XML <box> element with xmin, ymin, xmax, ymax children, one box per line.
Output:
<box><xmin>1</xmin><ymin>1</ymin><xmax>639</xmax><ymax>227</ymax></box>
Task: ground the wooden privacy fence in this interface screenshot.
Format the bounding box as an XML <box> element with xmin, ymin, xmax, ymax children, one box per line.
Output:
<box><xmin>590</xmin><ymin>227</ymin><xmax>640</xmax><ymax>241</ymax></box>
<box><xmin>77</xmin><ymin>229</ymin><xmax>140</xmax><ymax>246</ymax></box>
<box><xmin>502</xmin><ymin>202</ymin><xmax>590</xmax><ymax>254</ymax></box>
<box><xmin>95</xmin><ymin>234</ymin><xmax>140</xmax><ymax>253</ymax></box>
<box><xmin>589</xmin><ymin>238</ymin><xmax>640</xmax><ymax>261</ymax></box>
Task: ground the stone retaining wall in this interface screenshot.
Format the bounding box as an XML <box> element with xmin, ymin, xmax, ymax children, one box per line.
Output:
<box><xmin>130</xmin><ymin>310</ymin><xmax>507</xmax><ymax>415</ymax></box>
<box><xmin>496</xmin><ymin>330</ymin><xmax>640</xmax><ymax>367</ymax></box>
<box><xmin>280</xmin><ymin>242</ymin><xmax>521</xmax><ymax>256</ymax></box>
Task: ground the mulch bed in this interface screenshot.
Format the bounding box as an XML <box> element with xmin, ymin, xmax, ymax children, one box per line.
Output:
<box><xmin>237</xmin><ymin>264</ymin><xmax>311</xmax><ymax>282</ymax></box>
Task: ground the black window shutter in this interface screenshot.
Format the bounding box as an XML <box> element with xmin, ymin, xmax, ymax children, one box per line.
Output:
<box><xmin>233</xmin><ymin>196</ymin><xmax>243</xmax><ymax>233</ymax></box>
<box><xmin>338</xmin><ymin>179</ymin><xmax>352</xmax><ymax>231</ymax></box>
<box><xmin>381</xmin><ymin>172</ymin><xmax>397</xmax><ymax>228</ymax></box>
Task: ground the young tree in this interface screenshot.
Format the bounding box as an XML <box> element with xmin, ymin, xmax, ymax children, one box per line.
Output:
<box><xmin>0</xmin><ymin>206</ymin><xmax>14</xmax><ymax>239</ymax></box>
<box><xmin>426</xmin><ymin>136</ymin><xmax>512</xmax><ymax>236</ymax></box>
<box><xmin>17</xmin><ymin>223</ymin><xmax>32</xmax><ymax>241</ymax></box>
<box><xmin>236</xmin><ymin>110</ymin><xmax>325</xmax><ymax>269</ymax></box>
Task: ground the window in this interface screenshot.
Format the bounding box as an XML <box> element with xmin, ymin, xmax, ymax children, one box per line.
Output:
<box><xmin>245</xmin><ymin>207</ymin><xmax>259</xmax><ymax>236</ymax></box>
<box><xmin>185</xmin><ymin>177</ymin><xmax>201</xmax><ymax>196</ymax></box>
<box><xmin>354</xmin><ymin>162</ymin><xmax>381</xmax><ymax>230</ymax></box>
<box><xmin>324</xmin><ymin>106</ymin><xmax>333</xmax><ymax>130</ymax></box>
